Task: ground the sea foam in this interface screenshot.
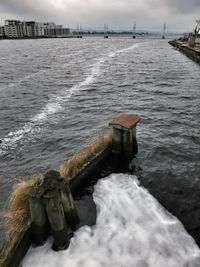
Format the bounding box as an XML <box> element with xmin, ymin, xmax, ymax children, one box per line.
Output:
<box><xmin>22</xmin><ymin>173</ymin><xmax>200</xmax><ymax>267</ymax></box>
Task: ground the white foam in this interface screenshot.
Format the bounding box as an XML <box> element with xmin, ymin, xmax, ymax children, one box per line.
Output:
<box><xmin>0</xmin><ymin>44</ymin><xmax>140</xmax><ymax>156</ymax></box>
<box><xmin>23</xmin><ymin>174</ymin><xmax>200</xmax><ymax>267</ymax></box>
<box><xmin>108</xmin><ymin>43</ymin><xmax>140</xmax><ymax>58</ymax></box>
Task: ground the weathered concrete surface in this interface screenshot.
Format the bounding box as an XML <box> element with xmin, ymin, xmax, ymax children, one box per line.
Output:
<box><xmin>169</xmin><ymin>40</ymin><xmax>200</xmax><ymax>64</ymax></box>
<box><xmin>109</xmin><ymin>114</ymin><xmax>140</xmax><ymax>159</ymax></box>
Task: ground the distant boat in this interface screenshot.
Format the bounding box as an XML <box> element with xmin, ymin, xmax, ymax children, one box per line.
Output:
<box><xmin>133</xmin><ymin>23</ymin><xmax>136</xmax><ymax>39</ymax></box>
<box><xmin>104</xmin><ymin>24</ymin><xmax>109</xmax><ymax>38</ymax></box>
<box><xmin>162</xmin><ymin>23</ymin><xmax>166</xmax><ymax>39</ymax></box>
<box><xmin>76</xmin><ymin>24</ymin><xmax>83</xmax><ymax>38</ymax></box>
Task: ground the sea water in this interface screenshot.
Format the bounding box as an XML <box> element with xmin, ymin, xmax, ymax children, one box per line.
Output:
<box><xmin>0</xmin><ymin>37</ymin><xmax>199</xmax><ymax>250</ymax></box>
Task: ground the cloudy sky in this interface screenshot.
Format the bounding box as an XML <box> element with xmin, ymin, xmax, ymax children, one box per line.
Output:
<box><xmin>0</xmin><ymin>0</ymin><xmax>199</xmax><ymax>32</ymax></box>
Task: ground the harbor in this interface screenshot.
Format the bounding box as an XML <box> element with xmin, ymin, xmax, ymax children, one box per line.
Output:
<box><xmin>0</xmin><ymin>35</ymin><xmax>199</xmax><ymax>266</ymax></box>
<box><xmin>0</xmin><ymin>114</ymin><xmax>140</xmax><ymax>266</ymax></box>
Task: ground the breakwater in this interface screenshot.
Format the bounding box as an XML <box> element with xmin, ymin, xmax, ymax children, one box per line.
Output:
<box><xmin>0</xmin><ymin>115</ymin><xmax>140</xmax><ymax>267</ymax></box>
<box><xmin>1</xmin><ymin>112</ymin><xmax>200</xmax><ymax>267</ymax></box>
<box><xmin>168</xmin><ymin>40</ymin><xmax>200</xmax><ymax>64</ymax></box>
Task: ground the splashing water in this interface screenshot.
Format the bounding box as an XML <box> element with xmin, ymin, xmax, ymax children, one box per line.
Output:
<box><xmin>22</xmin><ymin>174</ymin><xmax>200</xmax><ymax>267</ymax></box>
<box><xmin>0</xmin><ymin>44</ymin><xmax>140</xmax><ymax>156</ymax></box>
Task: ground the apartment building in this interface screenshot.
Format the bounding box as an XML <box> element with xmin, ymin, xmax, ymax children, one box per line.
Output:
<box><xmin>36</xmin><ymin>22</ymin><xmax>56</xmax><ymax>36</ymax></box>
<box><xmin>23</xmin><ymin>21</ymin><xmax>37</xmax><ymax>37</ymax></box>
<box><xmin>4</xmin><ymin>20</ymin><xmax>24</xmax><ymax>38</ymax></box>
<box><xmin>36</xmin><ymin>22</ymin><xmax>70</xmax><ymax>37</ymax></box>
<box><xmin>4</xmin><ymin>20</ymin><xmax>38</xmax><ymax>38</ymax></box>
<box><xmin>2</xmin><ymin>19</ymin><xmax>70</xmax><ymax>38</ymax></box>
<box><xmin>44</xmin><ymin>27</ymin><xmax>70</xmax><ymax>37</ymax></box>
<box><xmin>0</xmin><ymin>26</ymin><xmax>5</xmax><ymax>38</ymax></box>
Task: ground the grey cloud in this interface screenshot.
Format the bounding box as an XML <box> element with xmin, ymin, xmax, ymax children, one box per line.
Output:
<box><xmin>0</xmin><ymin>0</ymin><xmax>55</xmax><ymax>20</ymax></box>
<box><xmin>0</xmin><ymin>0</ymin><xmax>199</xmax><ymax>30</ymax></box>
<box><xmin>156</xmin><ymin>0</ymin><xmax>200</xmax><ymax>13</ymax></box>
<box><xmin>0</xmin><ymin>0</ymin><xmax>158</xmax><ymax>27</ymax></box>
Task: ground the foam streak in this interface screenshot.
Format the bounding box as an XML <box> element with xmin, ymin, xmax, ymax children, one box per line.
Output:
<box><xmin>0</xmin><ymin>44</ymin><xmax>140</xmax><ymax>156</ymax></box>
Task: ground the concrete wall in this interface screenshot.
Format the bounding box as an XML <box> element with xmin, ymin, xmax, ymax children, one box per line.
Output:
<box><xmin>0</xmin><ymin>145</ymin><xmax>112</xmax><ymax>267</ymax></box>
<box><xmin>168</xmin><ymin>40</ymin><xmax>200</xmax><ymax>64</ymax></box>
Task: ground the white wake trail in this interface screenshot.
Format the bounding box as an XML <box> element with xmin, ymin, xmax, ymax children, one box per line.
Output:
<box><xmin>0</xmin><ymin>43</ymin><xmax>140</xmax><ymax>156</ymax></box>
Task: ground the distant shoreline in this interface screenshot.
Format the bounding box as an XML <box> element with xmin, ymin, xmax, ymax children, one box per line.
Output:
<box><xmin>0</xmin><ymin>35</ymin><xmax>80</xmax><ymax>40</ymax></box>
<box><xmin>0</xmin><ymin>33</ymin><xmax>177</xmax><ymax>41</ymax></box>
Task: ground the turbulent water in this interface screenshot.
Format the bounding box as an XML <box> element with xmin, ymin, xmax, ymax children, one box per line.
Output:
<box><xmin>23</xmin><ymin>174</ymin><xmax>200</xmax><ymax>267</ymax></box>
<box><xmin>0</xmin><ymin>36</ymin><xmax>199</xmax><ymax>258</ymax></box>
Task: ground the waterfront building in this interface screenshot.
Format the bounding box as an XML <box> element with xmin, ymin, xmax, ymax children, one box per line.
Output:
<box><xmin>36</xmin><ymin>22</ymin><xmax>69</xmax><ymax>37</ymax></box>
<box><xmin>22</xmin><ymin>21</ymin><xmax>37</xmax><ymax>37</ymax></box>
<box><xmin>36</xmin><ymin>22</ymin><xmax>57</xmax><ymax>36</ymax></box>
<box><xmin>4</xmin><ymin>20</ymin><xmax>24</xmax><ymax>38</ymax></box>
<box><xmin>4</xmin><ymin>20</ymin><xmax>37</xmax><ymax>38</ymax></box>
<box><xmin>44</xmin><ymin>27</ymin><xmax>70</xmax><ymax>37</ymax></box>
<box><xmin>0</xmin><ymin>26</ymin><xmax>5</xmax><ymax>38</ymax></box>
<box><xmin>56</xmin><ymin>25</ymin><xmax>63</xmax><ymax>29</ymax></box>
<box><xmin>3</xmin><ymin>19</ymin><xmax>70</xmax><ymax>38</ymax></box>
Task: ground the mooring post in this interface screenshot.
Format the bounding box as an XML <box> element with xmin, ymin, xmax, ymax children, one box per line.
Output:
<box><xmin>56</xmin><ymin>174</ymin><xmax>80</xmax><ymax>227</ymax></box>
<box><xmin>44</xmin><ymin>191</ymin><xmax>70</xmax><ymax>251</ymax></box>
<box><xmin>28</xmin><ymin>170</ymin><xmax>80</xmax><ymax>251</ymax></box>
<box><xmin>28</xmin><ymin>186</ymin><xmax>48</xmax><ymax>246</ymax></box>
<box><xmin>42</xmin><ymin>170</ymin><xmax>70</xmax><ymax>251</ymax></box>
<box><xmin>109</xmin><ymin>114</ymin><xmax>140</xmax><ymax>158</ymax></box>
<box><xmin>60</xmin><ymin>184</ymin><xmax>80</xmax><ymax>227</ymax></box>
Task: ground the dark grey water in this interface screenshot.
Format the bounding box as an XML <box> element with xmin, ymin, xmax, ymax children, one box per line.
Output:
<box><xmin>0</xmin><ymin>37</ymin><xmax>199</xmax><ymax>246</ymax></box>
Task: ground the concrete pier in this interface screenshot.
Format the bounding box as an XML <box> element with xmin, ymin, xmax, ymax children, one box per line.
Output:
<box><xmin>168</xmin><ymin>40</ymin><xmax>200</xmax><ymax>64</ymax></box>
<box><xmin>109</xmin><ymin>114</ymin><xmax>140</xmax><ymax>159</ymax></box>
<box><xmin>0</xmin><ymin>115</ymin><xmax>140</xmax><ymax>267</ymax></box>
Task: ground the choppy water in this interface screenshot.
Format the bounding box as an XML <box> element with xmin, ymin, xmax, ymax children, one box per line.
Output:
<box><xmin>0</xmin><ymin>36</ymin><xmax>200</xmax><ymax>257</ymax></box>
<box><xmin>23</xmin><ymin>174</ymin><xmax>200</xmax><ymax>267</ymax></box>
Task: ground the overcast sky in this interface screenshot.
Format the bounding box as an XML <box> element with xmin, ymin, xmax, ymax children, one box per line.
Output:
<box><xmin>0</xmin><ymin>0</ymin><xmax>199</xmax><ymax>32</ymax></box>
